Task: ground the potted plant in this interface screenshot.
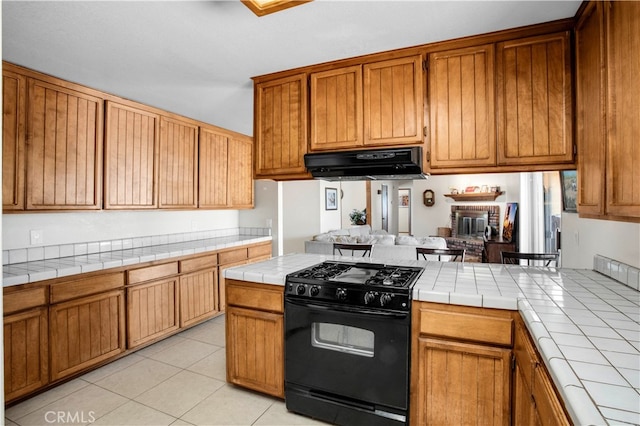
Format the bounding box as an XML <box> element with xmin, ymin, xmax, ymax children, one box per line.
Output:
<box><xmin>349</xmin><ymin>208</ymin><xmax>367</xmax><ymax>225</ymax></box>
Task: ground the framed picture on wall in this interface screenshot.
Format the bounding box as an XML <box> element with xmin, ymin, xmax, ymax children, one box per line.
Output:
<box><xmin>560</xmin><ymin>170</ymin><xmax>578</xmax><ymax>213</ymax></box>
<box><xmin>325</xmin><ymin>187</ymin><xmax>338</xmax><ymax>210</ymax></box>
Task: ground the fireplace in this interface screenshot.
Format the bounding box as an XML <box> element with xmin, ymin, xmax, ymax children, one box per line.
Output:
<box><xmin>447</xmin><ymin>205</ymin><xmax>501</xmax><ymax>262</ymax></box>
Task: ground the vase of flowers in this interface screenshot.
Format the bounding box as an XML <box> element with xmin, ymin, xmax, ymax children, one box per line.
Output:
<box><xmin>349</xmin><ymin>208</ymin><xmax>367</xmax><ymax>225</ymax></box>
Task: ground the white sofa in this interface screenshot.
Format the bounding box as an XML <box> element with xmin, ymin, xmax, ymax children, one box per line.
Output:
<box><xmin>304</xmin><ymin>225</ymin><xmax>448</xmax><ymax>261</ymax></box>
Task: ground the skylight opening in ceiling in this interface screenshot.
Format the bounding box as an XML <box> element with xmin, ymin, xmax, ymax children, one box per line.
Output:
<box><xmin>241</xmin><ymin>0</ymin><xmax>313</xmax><ymax>17</ymax></box>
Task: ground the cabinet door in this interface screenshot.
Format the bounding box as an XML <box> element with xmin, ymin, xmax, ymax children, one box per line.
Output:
<box><xmin>198</xmin><ymin>126</ymin><xmax>228</xmax><ymax>208</ymax></box>
<box><xmin>254</xmin><ymin>73</ymin><xmax>309</xmax><ymax>179</ymax></box>
<box><xmin>532</xmin><ymin>364</ymin><xmax>571</xmax><ymax>426</ymax></box>
<box><xmin>127</xmin><ymin>278</ymin><xmax>179</xmax><ymax>348</ymax></box>
<box><xmin>414</xmin><ymin>337</ymin><xmax>511</xmax><ymax>426</ymax></box>
<box><xmin>158</xmin><ymin>116</ymin><xmax>198</xmax><ymax>209</ymax></box>
<box><xmin>2</xmin><ymin>68</ymin><xmax>26</xmax><ymax>211</ymax></box>
<box><xmin>179</xmin><ymin>268</ymin><xmax>218</xmax><ymax>328</ymax></box>
<box><xmin>363</xmin><ymin>55</ymin><xmax>423</xmax><ymax>146</ymax></box>
<box><xmin>226</xmin><ymin>305</ymin><xmax>284</xmax><ymax>398</ymax></box>
<box><xmin>428</xmin><ymin>44</ymin><xmax>496</xmax><ymax>169</ymax></box>
<box><xmin>4</xmin><ymin>307</ymin><xmax>48</xmax><ymax>402</ymax></box>
<box><xmin>576</xmin><ymin>1</ymin><xmax>606</xmax><ymax>216</ymax></box>
<box><xmin>104</xmin><ymin>101</ymin><xmax>159</xmax><ymax>209</ymax></box>
<box><xmin>496</xmin><ymin>32</ymin><xmax>573</xmax><ymax>166</ymax></box>
<box><xmin>605</xmin><ymin>1</ymin><xmax>640</xmax><ymax>219</ymax></box>
<box><xmin>228</xmin><ymin>135</ymin><xmax>254</xmax><ymax>208</ymax></box>
<box><xmin>49</xmin><ymin>290</ymin><xmax>125</xmax><ymax>381</ymax></box>
<box><xmin>26</xmin><ymin>78</ymin><xmax>103</xmax><ymax>210</ymax></box>
<box><xmin>310</xmin><ymin>65</ymin><xmax>363</xmax><ymax>150</ymax></box>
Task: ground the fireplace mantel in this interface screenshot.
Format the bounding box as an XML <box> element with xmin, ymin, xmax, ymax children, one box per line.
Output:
<box><xmin>444</xmin><ymin>191</ymin><xmax>504</xmax><ymax>202</ymax></box>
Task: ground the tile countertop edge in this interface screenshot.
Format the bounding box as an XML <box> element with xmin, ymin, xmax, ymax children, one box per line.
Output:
<box><xmin>2</xmin><ymin>235</ymin><xmax>272</xmax><ymax>287</ymax></box>
<box><xmin>222</xmin><ymin>254</ymin><xmax>631</xmax><ymax>426</ymax></box>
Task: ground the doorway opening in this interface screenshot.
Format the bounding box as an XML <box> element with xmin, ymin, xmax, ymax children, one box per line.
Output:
<box><xmin>398</xmin><ymin>188</ymin><xmax>411</xmax><ymax>235</ymax></box>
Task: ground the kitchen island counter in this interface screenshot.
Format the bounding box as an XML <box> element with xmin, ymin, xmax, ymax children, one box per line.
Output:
<box><xmin>224</xmin><ymin>253</ymin><xmax>640</xmax><ymax>426</ymax></box>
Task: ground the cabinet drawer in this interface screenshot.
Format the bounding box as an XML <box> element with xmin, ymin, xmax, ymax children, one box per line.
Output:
<box><xmin>180</xmin><ymin>254</ymin><xmax>218</xmax><ymax>273</ymax></box>
<box><xmin>219</xmin><ymin>248</ymin><xmax>248</xmax><ymax>265</ymax></box>
<box><xmin>4</xmin><ymin>286</ymin><xmax>48</xmax><ymax>315</ymax></box>
<box><xmin>248</xmin><ymin>243</ymin><xmax>272</xmax><ymax>259</ymax></box>
<box><xmin>128</xmin><ymin>262</ymin><xmax>178</xmax><ymax>284</ymax></box>
<box><xmin>226</xmin><ymin>280</ymin><xmax>283</xmax><ymax>313</ymax></box>
<box><xmin>418</xmin><ymin>307</ymin><xmax>513</xmax><ymax>346</ymax></box>
<box><xmin>50</xmin><ymin>272</ymin><xmax>125</xmax><ymax>304</ymax></box>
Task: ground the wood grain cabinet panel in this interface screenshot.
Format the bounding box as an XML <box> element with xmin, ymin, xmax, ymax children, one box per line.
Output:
<box><xmin>254</xmin><ymin>73</ymin><xmax>309</xmax><ymax>179</ymax></box>
<box><xmin>4</xmin><ymin>307</ymin><xmax>48</xmax><ymax>402</ymax></box>
<box><xmin>26</xmin><ymin>78</ymin><xmax>103</xmax><ymax>210</ymax></box>
<box><xmin>228</xmin><ymin>135</ymin><xmax>254</xmax><ymax>208</ymax></box>
<box><xmin>310</xmin><ymin>65</ymin><xmax>363</xmax><ymax>150</ymax></box>
<box><xmin>127</xmin><ymin>278</ymin><xmax>179</xmax><ymax>348</ymax></box>
<box><xmin>2</xmin><ymin>67</ymin><xmax>26</xmax><ymax>211</ymax></box>
<box><xmin>158</xmin><ymin>116</ymin><xmax>198</xmax><ymax>209</ymax></box>
<box><xmin>428</xmin><ymin>44</ymin><xmax>496</xmax><ymax>169</ymax></box>
<box><xmin>226</xmin><ymin>305</ymin><xmax>284</xmax><ymax>398</ymax></box>
<box><xmin>49</xmin><ymin>290</ymin><xmax>125</xmax><ymax>381</ymax></box>
<box><xmin>199</xmin><ymin>126</ymin><xmax>228</xmax><ymax>208</ymax></box>
<box><xmin>496</xmin><ymin>32</ymin><xmax>573</xmax><ymax>166</ymax></box>
<box><xmin>576</xmin><ymin>1</ymin><xmax>606</xmax><ymax>217</ymax></box>
<box><xmin>415</xmin><ymin>337</ymin><xmax>511</xmax><ymax>426</ymax></box>
<box><xmin>104</xmin><ymin>100</ymin><xmax>159</xmax><ymax>209</ymax></box>
<box><xmin>179</xmin><ymin>268</ymin><xmax>218</xmax><ymax>328</ymax></box>
<box><xmin>363</xmin><ymin>55</ymin><xmax>423</xmax><ymax>146</ymax></box>
<box><xmin>604</xmin><ymin>0</ymin><xmax>640</xmax><ymax>219</ymax></box>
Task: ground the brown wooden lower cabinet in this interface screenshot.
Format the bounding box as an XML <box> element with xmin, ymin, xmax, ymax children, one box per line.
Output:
<box><xmin>225</xmin><ymin>279</ymin><xmax>284</xmax><ymax>398</ymax></box>
<box><xmin>4</xmin><ymin>307</ymin><xmax>49</xmax><ymax>401</ymax></box>
<box><xmin>513</xmin><ymin>315</ymin><xmax>571</xmax><ymax>426</ymax></box>
<box><xmin>127</xmin><ymin>278</ymin><xmax>179</xmax><ymax>348</ymax></box>
<box><xmin>179</xmin><ymin>267</ymin><xmax>218</xmax><ymax>328</ymax></box>
<box><xmin>49</xmin><ymin>290</ymin><xmax>125</xmax><ymax>381</ymax></box>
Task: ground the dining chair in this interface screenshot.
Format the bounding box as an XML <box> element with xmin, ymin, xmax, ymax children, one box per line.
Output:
<box><xmin>333</xmin><ymin>243</ymin><xmax>373</xmax><ymax>257</ymax></box>
<box><xmin>501</xmin><ymin>251</ymin><xmax>559</xmax><ymax>267</ymax></box>
<box><xmin>416</xmin><ymin>247</ymin><xmax>466</xmax><ymax>262</ymax></box>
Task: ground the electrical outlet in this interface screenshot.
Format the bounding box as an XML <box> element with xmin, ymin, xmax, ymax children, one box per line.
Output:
<box><xmin>266</xmin><ymin>218</ymin><xmax>273</xmax><ymax>228</ymax></box>
<box><xmin>30</xmin><ymin>229</ymin><xmax>44</xmax><ymax>245</ymax></box>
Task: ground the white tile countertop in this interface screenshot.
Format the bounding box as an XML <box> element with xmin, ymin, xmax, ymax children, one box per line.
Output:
<box><xmin>224</xmin><ymin>253</ymin><xmax>640</xmax><ymax>426</ymax></box>
<box><xmin>2</xmin><ymin>232</ymin><xmax>272</xmax><ymax>287</ymax></box>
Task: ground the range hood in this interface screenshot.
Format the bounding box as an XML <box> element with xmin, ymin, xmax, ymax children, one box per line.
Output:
<box><xmin>304</xmin><ymin>147</ymin><xmax>427</xmax><ymax>181</ymax></box>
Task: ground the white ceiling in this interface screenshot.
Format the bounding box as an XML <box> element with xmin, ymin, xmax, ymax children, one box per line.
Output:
<box><xmin>2</xmin><ymin>0</ymin><xmax>581</xmax><ymax>135</ymax></box>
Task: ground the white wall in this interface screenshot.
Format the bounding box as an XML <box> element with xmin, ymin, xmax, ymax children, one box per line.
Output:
<box><xmin>561</xmin><ymin>214</ymin><xmax>640</xmax><ymax>269</ymax></box>
<box><xmin>339</xmin><ymin>181</ymin><xmax>367</xmax><ymax>228</ymax></box>
<box><xmin>2</xmin><ymin>210</ymin><xmax>239</xmax><ymax>250</ymax></box>
<box><xmin>281</xmin><ymin>180</ymin><xmax>322</xmax><ymax>254</ymax></box>
<box><xmin>239</xmin><ymin>180</ymin><xmax>280</xmax><ymax>255</ymax></box>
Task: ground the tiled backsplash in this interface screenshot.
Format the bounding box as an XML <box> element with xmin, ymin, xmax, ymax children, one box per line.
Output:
<box><xmin>593</xmin><ymin>254</ymin><xmax>640</xmax><ymax>291</ymax></box>
<box><xmin>3</xmin><ymin>227</ymin><xmax>271</xmax><ymax>265</ymax></box>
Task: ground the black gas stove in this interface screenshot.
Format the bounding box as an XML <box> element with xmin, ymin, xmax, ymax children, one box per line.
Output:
<box><xmin>285</xmin><ymin>261</ymin><xmax>423</xmax><ymax>312</ymax></box>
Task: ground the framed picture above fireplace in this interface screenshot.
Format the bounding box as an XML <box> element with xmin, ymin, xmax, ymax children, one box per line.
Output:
<box><xmin>502</xmin><ymin>202</ymin><xmax>518</xmax><ymax>243</ymax></box>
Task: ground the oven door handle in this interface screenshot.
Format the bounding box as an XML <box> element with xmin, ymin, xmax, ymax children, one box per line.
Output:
<box><xmin>285</xmin><ymin>298</ymin><xmax>409</xmax><ymax>319</ymax></box>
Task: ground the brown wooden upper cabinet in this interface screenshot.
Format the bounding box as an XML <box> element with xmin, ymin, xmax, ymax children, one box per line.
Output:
<box><xmin>158</xmin><ymin>116</ymin><xmax>198</xmax><ymax>209</ymax></box>
<box><xmin>428</xmin><ymin>44</ymin><xmax>496</xmax><ymax>169</ymax></box>
<box><xmin>496</xmin><ymin>31</ymin><xmax>573</xmax><ymax>167</ymax></box>
<box><xmin>104</xmin><ymin>100</ymin><xmax>159</xmax><ymax>209</ymax></box>
<box><xmin>12</xmin><ymin>74</ymin><xmax>104</xmax><ymax>211</ymax></box>
<box><xmin>576</xmin><ymin>1</ymin><xmax>640</xmax><ymax>221</ymax></box>
<box><xmin>199</xmin><ymin>125</ymin><xmax>254</xmax><ymax>209</ymax></box>
<box><xmin>254</xmin><ymin>73</ymin><xmax>309</xmax><ymax>180</ymax></box>
<box><xmin>310</xmin><ymin>55</ymin><xmax>423</xmax><ymax>151</ymax></box>
<box><xmin>2</xmin><ymin>67</ymin><xmax>26</xmax><ymax>211</ymax></box>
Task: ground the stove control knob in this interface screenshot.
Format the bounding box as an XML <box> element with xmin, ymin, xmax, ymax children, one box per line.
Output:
<box><xmin>380</xmin><ymin>293</ymin><xmax>392</xmax><ymax>307</ymax></box>
<box><xmin>336</xmin><ymin>288</ymin><xmax>347</xmax><ymax>300</ymax></box>
<box><xmin>364</xmin><ymin>291</ymin><xmax>377</xmax><ymax>305</ymax></box>
<box><xmin>296</xmin><ymin>284</ymin><xmax>306</xmax><ymax>295</ymax></box>
<box><xmin>310</xmin><ymin>285</ymin><xmax>320</xmax><ymax>296</ymax></box>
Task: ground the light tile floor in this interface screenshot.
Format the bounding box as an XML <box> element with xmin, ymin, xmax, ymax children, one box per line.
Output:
<box><xmin>5</xmin><ymin>315</ymin><xmax>326</xmax><ymax>426</ymax></box>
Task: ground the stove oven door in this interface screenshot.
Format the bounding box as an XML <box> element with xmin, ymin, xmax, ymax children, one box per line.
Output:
<box><xmin>284</xmin><ymin>297</ymin><xmax>410</xmax><ymax>423</ymax></box>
